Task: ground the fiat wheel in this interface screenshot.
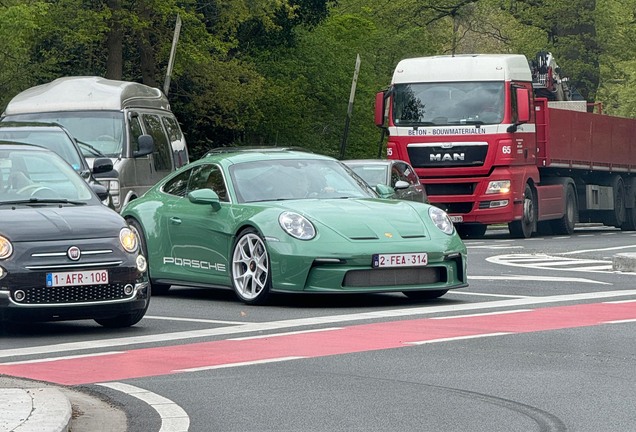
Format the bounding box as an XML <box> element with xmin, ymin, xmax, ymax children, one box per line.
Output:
<box><xmin>231</xmin><ymin>228</ymin><xmax>272</xmax><ymax>305</ymax></box>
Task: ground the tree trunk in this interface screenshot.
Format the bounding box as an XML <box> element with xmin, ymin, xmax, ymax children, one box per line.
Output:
<box><xmin>105</xmin><ymin>0</ymin><xmax>123</xmax><ymax>80</ymax></box>
<box><xmin>137</xmin><ymin>3</ymin><xmax>156</xmax><ymax>87</ymax></box>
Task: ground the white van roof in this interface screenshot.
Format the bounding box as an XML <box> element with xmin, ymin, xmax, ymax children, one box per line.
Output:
<box><xmin>392</xmin><ymin>54</ymin><xmax>532</xmax><ymax>84</ymax></box>
<box><xmin>4</xmin><ymin>76</ymin><xmax>170</xmax><ymax>115</ymax></box>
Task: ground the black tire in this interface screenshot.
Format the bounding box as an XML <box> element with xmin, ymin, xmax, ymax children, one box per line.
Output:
<box><xmin>508</xmin><ymin>184</ymin><xmax>535</xmax><ymax>238</ymax></box>
<box><xmin>456</xmin><ymin>223</ymin><xmax>487</xmax><ymax>239</ymax></box>
<box><xmin>552</xmin><ymin>184</ymin><xmax>577</xmax><ymax>235</ymax></box>
<box><xmin>94</xmin><ymin>303</ymin><xmax>149</xmax><ymax>328</ymax></box>
<box><xmin>126</xmin><ymin>218</ymin><xmax>171</xmax><ymax>296</ymax></box>
<box><xmin>231</xmin><ymin>228</ymin><xmax>272</xmax><ymax>305</ymax></box>
<box><xmin>621</xmin><ymin>178</ymin><xmax>636</xmax><ymax>231</ymax></box>
<box><xmin>403</xmin><ymin>290</ymin><xmax>448</xmax><ymax>300</ymax></box>
<box><xmin>603</xmin><ymin>175</ymin><xmax>626</xmax><ymax>227</ymax></box>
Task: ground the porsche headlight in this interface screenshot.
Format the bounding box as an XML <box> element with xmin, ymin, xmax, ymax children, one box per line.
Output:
<box><xmin>119</xmin><ymin>227</ymin><xmax>138</xmax><ymax>253</ymax></box>
<box><xmin>0</xmin><ymin>236</ymin><xmax>13</xmax><ymax>260</ymax></box>
<box><xmin>279</xmin><ymin>212</ymin><xmax>316</xmax><ymax>240</ymax></box>
<box><xmin>428</xmin><ymin>207</ymin><xmax>454</xmax><ymax>235</ymax></box>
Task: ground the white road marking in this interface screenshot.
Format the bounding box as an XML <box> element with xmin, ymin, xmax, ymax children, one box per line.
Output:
<box><xmin>430</xmin><ymin>309</ymin><xmax>533</xmax><ymax>320</ymax></box>
<box><xmin>524</xmin><ymin>238</ymin><xmax>544</xmax><ymax>241</ymax></box>
<box><xmin>144</xmin><ymin>316</ymin><xmax>252</xmax><ymax>325</ymax></box>
<box><xmin>601</xmin><ymin>233</ymin><xmax>617</xmax><ymax>236</ymax></box>
<box><xmin>174</xmin><ymin>357</ymin><xmax>305</xmax><ymax>373</ymax></box>
<box><xmin>469</xmin><ymin>275</ymin><xmax>610</xmax><ymax>285</ymax></box>
<box><xmin>487</xmin><ymin>254</ymin><xmax>613</xmax><ymax>273</ymax></box>
<box><xmin>576</xmin><ymin>234</ymin><xmax>594</xmax><ymax>237</ymax></box>
<box><xmin>604</xmin><ymin>299</ymin><xmax>636</xmax><ymax>304</ymax></box>
<box><xmin>602</xmin><ymin>319</ymin><xmax>636</xmax><ymax>324</ymax></box>
<box><xmin>0</xmin><ymin>351</ymin><xmax>124</xmax><ymax>365</ymax></box>
<box><xmin>560</xmin><ymin>245</ymin><xmax>636</xmax><ymax>255</ymax></box>
<box><xmin>462</xmin><ymin>241</ymin><xmax>485</xmax><ymax>245</ymax></box>
<box><xmin>466</xmin><ymin>245</ymin><xmax>524</xmax><ymax>249</ymax></box>
<box><xmin>405</xmin><ymin>332</ymin><xmax>512</xmax><ymax>345</ymax></box>
<box><xmin>229</xmin><ymin>327</ymin><xmax>343</xmax><ymax>341</ymax></box>
<box><xmin>449</xmin><ymin>291</ymin><xmax>530</xmax><ymax>299</ymax></box>
<box><xmin>3</xmin><ymin>290</ymin><xmax>636</xmax><ymax>360</ymax></box>
<box><xmin>553</xmin><ymin>236</ymin><xmax>570</xmax><ymax>239</ymax></box>
<box><xmin>97</xmin><ymin>382</ymin><xmax>190</xmax><ymax>432</ymax></box>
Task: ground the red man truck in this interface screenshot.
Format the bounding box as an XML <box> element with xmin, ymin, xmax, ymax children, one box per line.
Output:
<box><xmin>375</xmin><ymin>53</ymin><xmax>636</xmax><ymax>238</ymax></box>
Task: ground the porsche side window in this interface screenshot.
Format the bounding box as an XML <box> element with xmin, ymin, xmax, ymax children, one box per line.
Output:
<box><xmin>188</xmin><ymin>164</ymin><xmax>229</xmax><ymax>202</ymax></box>
<box><xmin>163</xmin><ymin>169</ymin><xmax>191</xmax><ymax>197</ymax></box>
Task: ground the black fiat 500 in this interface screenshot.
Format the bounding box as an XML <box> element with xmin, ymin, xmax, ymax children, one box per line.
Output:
<box><xmin>0</xmin><ymin>143</ymin><xmax>149</xmax><ymax>327</ymax></box>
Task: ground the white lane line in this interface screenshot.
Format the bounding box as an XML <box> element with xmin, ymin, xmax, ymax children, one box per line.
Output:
<box><xmin>431</xmin><ymin>309</ymin><xmax>533</xmax><ymax>320</ymax></box>
<box><xmin>144</xmin><ymin>316</ymin><xmax>252</xmax><ymax>325</ymax></box>
<box><xmin>175</xmin><ymin>357</ymin><xmax>305</xmax><ymax>373</ymax></box>
<box><xmin>524</xmin><ymin>238</ymin><xmax>544</xmax><ymax>241</ymax></box>
<box><xmin>601</xmin><ymin>233</ymin><xmax>618</xmax><ymax>236</ymax></box>
<box><xmin>0</xmin><ymin>351</ymin><xmax>124</xmax><ymax>365</ymax></box>
<box><xmin>466</xmin><ymin>245</ymin><xmax>524</xmax><ymax>249</ymax></box>
<box><xmin>3</xmin><ymin>290</ymin><xmax>636</xmax><ymax>360</ymax></box>
<box><xmin>229</xmin><ymin>327</ymin><xmax>344</xmax><ymax>341</ymax></box>
<box><xmin>604</xmin><ymin>299</ymin><xmax>636</xmax><ymax>304</ymax></box>
<box><xmin>553</xmin><ymin>236</ymin><xmax>571</xmax><ymax>239</ymax></box>
<box><xmin>494</xmin><ymin>240</ymin><xmax>516</xmax><ymax>243</ymax></box>
<box><xmin>602</xmin><ymin>319</ymin><xmax>636</xmax><ymax>324</ymax></box>
<box><xmin>560</xmin><ymin>245</ymin><xmax>636</xmax><ymax>255</ymax></box>
<box><xmin>449</xmin><ymin>291</ymin><xmax>530</xmax><ymax>299</ymax></box>
<box><xmin>405</xmin><ymin>332</ymin><xmax>512</xmax><ymax>345</ymax></box>
<box><xmin>525</xmin><ymin>259</ymin><xmax>609</xmax><ymax>267</ymax></box>
<box><xmin>97</xmin><ymin>382</ymin><xmax>189</xmax><ymax>432</ymax></box>
<box><xmin>462</xmin><ymin>241</ymin><xmax>485</xmax><ymax>245</ymax></box>
<box><xmin>468</xmin><ymin>275</ymin><xmax>611</xmax><ymax>285</ymax></box>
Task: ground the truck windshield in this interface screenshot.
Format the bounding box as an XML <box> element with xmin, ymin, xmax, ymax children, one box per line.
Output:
<box><xmin>393</xmin><ymin>82</ymin><xmax>505</xmax><ymax>126</ymax></box>
<box><xmin>2</xmin><ymin>111</ymin><xmax>125</xmax><ymax>158</ymax></box>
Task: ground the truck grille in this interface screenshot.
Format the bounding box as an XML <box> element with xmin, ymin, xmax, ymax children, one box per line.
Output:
<box><xmin>432</xmin><ymin>202</ymin><xmax>474</xmax><ymax>214</ymax></box>
<box><xmin>425</xmin><ymin>183</ymin><xmax>476</xmax><ymax>196</ymax></box>
<box><xmin>407</xmin><ymin>143</ymin><xmax>488</xmax><ymax>168</ymax></box>
<box><xmin>14</xmin><ymin>283</ymin><xmax>133</xmax><ymax>305</ymax></box>
<box><xmin>343</xmin><ymin>267</ymin><xmax>445</xmax><ymax>288</ymax></box>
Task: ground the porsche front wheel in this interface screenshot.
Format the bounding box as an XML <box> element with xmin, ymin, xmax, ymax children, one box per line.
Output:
<box><xmin>231</xmin><ymin>228</ymin><xmax>272</xmax><ymax>305</ymax></box>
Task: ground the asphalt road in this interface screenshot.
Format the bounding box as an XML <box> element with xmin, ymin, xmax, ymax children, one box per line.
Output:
<box><xmin>1</xmin><ymin>224</ymin><xmax>636</xmax><ymax>432</ymax></box>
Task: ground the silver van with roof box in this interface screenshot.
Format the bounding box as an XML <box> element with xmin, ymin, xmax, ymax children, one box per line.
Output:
<box><xmin>1</xmin><ymin>76</ymin><xmax>189</xmax><ymax>211</ymax></box>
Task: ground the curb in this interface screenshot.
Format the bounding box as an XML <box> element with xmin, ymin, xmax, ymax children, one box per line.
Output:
<box><xmin>1</xmin><ymin>388</ymin><xmax>71</xmax><ymax>432</ymax></box>
<box><xmin>612</xmin><ymin>252</ymin><xmax>636</xmax><ymax>272</ymax></box>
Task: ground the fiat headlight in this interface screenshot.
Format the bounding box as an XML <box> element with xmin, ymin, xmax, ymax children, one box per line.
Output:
<box><xmin>0</xmin><ymin>236</ymin><xmax>13</xmax><ymax>260</ymax></box>
<box><xmin>120</xmin><ymin>227</ymin><xmax>138</xmax><ymax>253</ymax></box>
<box><xmin>428</xmin><ymin>207</ymin><xmax>454</xmax><ymax>235</ymax></box>
<box><xmin>279</xmin><ymin>212</ymin><xmax>316</xmax><ymax>240</ymax></box>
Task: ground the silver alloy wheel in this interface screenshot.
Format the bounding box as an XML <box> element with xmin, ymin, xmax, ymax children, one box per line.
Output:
<box><xmin>232</xmin><ymin>233</ymin><xmax>269</xmax><ymax>300</ymax></box>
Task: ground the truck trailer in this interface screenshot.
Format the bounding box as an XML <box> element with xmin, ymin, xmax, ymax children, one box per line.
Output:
<box><xmin>375</xmin><ymin>53</ymin><xmax>636</xmax><ymax>238</ymax></box>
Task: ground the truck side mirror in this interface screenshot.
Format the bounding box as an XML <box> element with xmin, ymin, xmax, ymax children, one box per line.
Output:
<box><xmin>375</xmin><ymin>92</ymin><xmax>386</xmax><ymax>127</ymax></box>
<box><xmin>516</xmin><ymin>88</ymin><xmax>530</xmax><ymax>124</ymax></box>
<box><xmin>134</xmin><ymin>135</ymin><xmax>154</xmax><ymax>157</ymax></box>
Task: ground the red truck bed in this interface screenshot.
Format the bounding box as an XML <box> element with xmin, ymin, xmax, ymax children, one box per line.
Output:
<box><xmin>535</xmin><ymin>98</ymin><xmax>636</xmax><ymax>173</ymax></box>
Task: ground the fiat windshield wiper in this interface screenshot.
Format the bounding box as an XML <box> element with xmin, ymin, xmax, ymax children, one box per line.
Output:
<box><xmin>0</xmin><ymin>198</ymin><xmax>88</xmax><ymax>206</ymax></box>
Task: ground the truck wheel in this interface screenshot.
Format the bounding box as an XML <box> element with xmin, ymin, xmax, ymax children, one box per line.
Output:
<box><xmin>552</xmin><ymin>184</ymin><xmax>577</xmax><ymax>235</ymax></box>
<box><xmin>603</xmin><ymin>176</ymin><xmax>626</xmax><ymax>227</ymax></box>
<box><xmin>456</xmin><ymin>224</ymin><xmax>487</xmax><ymax>239</ymax></box>
<box><xmin>622</xmin><ymin>178</ymin><xmax>636</xmax><ymax>231</ymax></box>
<box><xmin>509</xmin><ymin>184</ymin><xmax>535</xmax><ymax>238</ymax></box>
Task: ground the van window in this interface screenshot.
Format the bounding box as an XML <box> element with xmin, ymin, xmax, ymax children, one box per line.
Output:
<box><xmin>142</xmin><ymin>114</ymin><xmax>172</xmax><ymax>171</ymax></box>
<box><xmin>130</xmin><ymin>116</ymin><xmax>143</xmax><ymax>153</ymax></box>
<box><xmin>162</xmin><ymin>116</ymin><xmax>182</xmax><ymax>141</ymax></box>
<box><xmin>162</xmin><ymin>116</ymin><xmax>187</xmax><ymax>169</ymax></box>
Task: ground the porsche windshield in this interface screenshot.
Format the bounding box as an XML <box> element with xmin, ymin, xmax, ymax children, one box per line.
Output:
<box><xmin>230</xmin><ymin>159</ymin><xmax>377</xmax><ymax>203</ymax></box>
<box><xmin>4</xmin><ymin>111</ymin><xmax>124</xmax><ymax>157</ymax></box>
<box><xmin>0</xmin><ymin>150</ymin><xmax>93</xmax><ymax>203</ymax></box>
<box><xmin>392</xmin><ymin>82</ymin><xmax>505</xmax><ymax>126</ymax></box>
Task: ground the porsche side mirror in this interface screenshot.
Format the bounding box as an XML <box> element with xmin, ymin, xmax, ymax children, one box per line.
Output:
<box><xmin>394</xmin><ymin>180</ymin><xmax>409</xmax><ymax>190</ymax></box>
<box><xmin>188</xmin><ymin>189</ymin><xmax>220</xmax><ymax>208</ymax></box>
<box><xmin>376</xmin><ymin>183</ymin><xmax>396</xmax><ymax>199</ymax></box>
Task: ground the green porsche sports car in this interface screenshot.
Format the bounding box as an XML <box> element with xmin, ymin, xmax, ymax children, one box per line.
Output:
<box><xmin>122</xmin><ymin>148</ymin><xmax>467</xmax><ymax>304</ymax></box>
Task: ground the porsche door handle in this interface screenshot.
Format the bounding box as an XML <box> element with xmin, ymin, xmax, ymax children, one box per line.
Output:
<box><xmin>170</xmin><ymin>217</ymin><xmax>182</xmax><ymax>225</ymax></box>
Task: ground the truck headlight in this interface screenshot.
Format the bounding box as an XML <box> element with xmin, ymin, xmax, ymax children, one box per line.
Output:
<box><xmin>279</xmin><ymin>212</ymin><xmax>316</xmax><ymax>240</ymax></box>
<box><xmin>0</xmin><ymin>236</ymin><xmax>13</xmax><ymax>260</ymax></box>
<box><xmin>428</xmin><ymin>207</ymin><xmax>454</xmax><ymax>235</ymax></box>
<box><xmin>120</xmin><ymin>228</ymin><xmax>138</xmax><ymax>253</ymax></box>
<box><xmin>486</xmin><ymin>180</ymin><xmax>511</xmax><ymax>194</ymax></box>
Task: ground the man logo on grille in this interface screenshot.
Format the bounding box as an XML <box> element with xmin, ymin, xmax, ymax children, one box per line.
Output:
<box><xmin>67</xmin><ymin>246</ymin><xmax>81</xmax><ymax>261</ymax></box>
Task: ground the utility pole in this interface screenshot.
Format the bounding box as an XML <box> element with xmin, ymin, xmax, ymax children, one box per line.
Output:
<box><xmin>164</xmin><ymin>14</ymin><xmax>182</xmax><ymax>96</ymax></box>
<box><xmin>340</xmin><ymin>54</ymin><xmax>361</xmax><ymax>159</ymax></box>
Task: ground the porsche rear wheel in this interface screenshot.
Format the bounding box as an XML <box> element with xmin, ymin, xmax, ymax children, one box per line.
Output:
<box><xmin>231</xmin><ymin>228</ymin><xmax>271</xmax><ymax>305</ymax></box>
